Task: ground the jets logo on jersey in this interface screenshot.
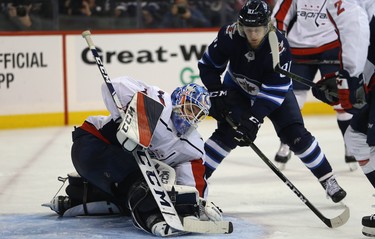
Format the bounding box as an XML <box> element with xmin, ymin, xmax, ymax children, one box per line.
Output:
<box><xmin>245</xmin><ymin>50</ymin><xmax>255</xmax><ymax>62</ymax></box>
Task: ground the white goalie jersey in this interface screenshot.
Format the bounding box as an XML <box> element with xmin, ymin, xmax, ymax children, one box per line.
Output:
<box><xmin>85</xmin><ymin>76</ymin><xmax>208</xmax><ymax>198</ymax></box>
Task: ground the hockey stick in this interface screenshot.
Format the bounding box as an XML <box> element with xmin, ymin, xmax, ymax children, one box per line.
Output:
<box><xmin>226</xmin><ymin>115</ymin><xmax>349</xmax><ymax>228</ymax></box>
<box><xmin>293</xmin><ymin>59</ymin><xmax>340</xmax><ymax>65</ymax></box>
<box><xmin>81</xmin><ymin>30</ymin><xmax>184</xmax><ymax>231</ymax></box>
<box><xmin>268</xmin><ymin>31</ymin><xmax>338</xmax><ymax>98</ymax></box>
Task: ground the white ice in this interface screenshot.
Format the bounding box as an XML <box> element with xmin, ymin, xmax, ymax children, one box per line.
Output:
<box><xmin>0</xmin><ymin>115</ymin><xmax>373</xmax><ymax>238</ymax></box>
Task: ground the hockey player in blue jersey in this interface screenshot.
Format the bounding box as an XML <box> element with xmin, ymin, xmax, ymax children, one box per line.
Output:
<box><xmin>198</xmin><ymin>0</ymin><xmax>347</xmax><ymax>203</ymax></box>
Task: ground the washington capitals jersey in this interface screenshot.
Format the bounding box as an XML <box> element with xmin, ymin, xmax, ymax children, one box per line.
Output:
<box><xmin>82</xmin><ymin>76</ymin><xmax>208</xmax><ymax>197</ymax></box>
<box><xmin>327</xmin><ymin>0</ymin><xmax>375</xmax><ymax>82</ymax></box>
<box><xmin>272</xmin><ymin>0</ymin><xmax>339</xmax><ymax>56</ymax></box>
<box><xmin>198</xmin><ymin>23</ymin><xmax>292</xmax><ymax>120</ymax></box>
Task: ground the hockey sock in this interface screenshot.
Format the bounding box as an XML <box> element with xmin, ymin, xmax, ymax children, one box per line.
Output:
<box><xmin>337</xmin><ymin>119</ymin><xmax>351</xmax><ymax>136</ymax></box>
<box><xmin>203</xmin><ymin>138</ymin><xmax>231</xmax><ymax>179</ymax></box>
<box><xmin>365</xmin><ymin>171</ymin><xmax>375</xmax><ymax>188</ymax></box>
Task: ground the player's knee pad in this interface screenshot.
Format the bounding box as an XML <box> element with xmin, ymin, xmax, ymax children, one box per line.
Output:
<box><xmin>278</xmin><ymin>124</ymin><xmax>313</xmax><ymax>153</ymax></box>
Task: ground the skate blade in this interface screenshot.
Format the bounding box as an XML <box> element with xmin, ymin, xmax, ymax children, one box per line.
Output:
<box><xmin>41</xmin><ymin>202</ymin><xmax>52</xmax><ymax>208</ymax></box>
<box><xmin>363</xmin><ymin>226</ymin><xmax>375</xmax><ymax>237</ymax></box>
<box><xmin>276</xmin><ymin>162</ymin><xmax>286</xmax><ymax>171</ymax></box>
<box><xmin>347</xmin><ymin>162</ymin><xmax>358</xmax><ymax>172</ymax></box>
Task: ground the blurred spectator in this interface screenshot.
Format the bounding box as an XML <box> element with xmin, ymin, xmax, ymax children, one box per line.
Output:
<box><xmin>197</xmin><ymin>0</ymin><xmax>247</xmax><ymax>27</ymax></box>
<box><xmin>159</xmin><ymin>0</ymin><xmax>210</xmax><ymax>28</ymax></box>
<box><xmin>65</xmin><ymin>0</ymin><xmax>115</xmax><ymax>16</ymax></box>
<box><xmin>114</xmin><ymin>2</ymin><xmax>127</xmax><ymax>17</ymax></box>
<box><xmin>0</xmin><ymin>2</ymin><xmax>43</xmax><ymax>30</ymax></box>
<box><xmin>141</xmin><ymin>4</ymin><xmax>162</xmax><ymax>28</ymax></box>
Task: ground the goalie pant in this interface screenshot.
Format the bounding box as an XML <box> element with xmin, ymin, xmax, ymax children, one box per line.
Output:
<box><xmin>56</xmin><ymin>172</ymin><xmax>222</xmax><ymax>236</ymax></box>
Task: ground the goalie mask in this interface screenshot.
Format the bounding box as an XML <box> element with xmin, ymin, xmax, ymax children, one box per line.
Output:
<box><xmin>171</xmin><ymin>83</ymin><xmax>211</xmax><ymax>135</ymax></box>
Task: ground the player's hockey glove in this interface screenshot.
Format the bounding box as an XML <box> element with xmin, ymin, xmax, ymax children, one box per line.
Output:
<box><xmin>336</xmin><ymin>70</ymin><xmax>366</xmax><ymax>110</ymax></box>
<box><xmin>234</xmin><ymin>113</ymin><xmax>262</xmax><ymax>146</ymax></box>
<box><xmin>207</xmin><ymin>86</ymin><xmax>231</xmax><ymax>121</ymax></box>
<box><xmin>311</xmin><ymin>72</ymin><xmax>339</xmax><ymax>105</ymax></box>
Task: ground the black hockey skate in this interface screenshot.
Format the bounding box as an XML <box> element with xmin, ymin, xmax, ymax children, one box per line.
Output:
<box><xmin>274</xmin><ymin>143</ymin><xmax>292</xmax><ymax>170</ymax></box>
<box><xmin>362</xmin><ymin>214</ymin><xmax>375</xmax><ymax>237</ymax></box>
<box><xmin>42</xmin><ymin>195</ymin><xmax>71</xmax><ymax>216</ymax></box>
<box><xmin>320</xmin><ymin>176</ymin><xmax>347</xmax><ymax>203</ymax></box>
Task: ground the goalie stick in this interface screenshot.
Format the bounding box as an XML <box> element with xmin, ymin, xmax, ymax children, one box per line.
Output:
<box><xmin>81</xmin><ymin>30</ymin><xmax>232</xmax><ymax>234</ymax></box>
<box><xmin>267</xmin><ymin>30</ymin><xmax>338</xmax><ymax>98</ymax></box>
<box><xmin>226</xmin><ymin>115</ymin><xmax>350</xmax><ymax>228</ymax></box>
<box><xmin>81</xmin><ymin>30</ymin><xmax>183</xmax><ymax>231</ymax></box>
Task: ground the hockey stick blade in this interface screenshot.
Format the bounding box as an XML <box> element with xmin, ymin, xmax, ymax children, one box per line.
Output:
<box><xmin>248</xmin><ymin>142</ymin><xmax>349</xmax><ymax>228</ymax></box>
<box><xmin>183</xmin><ymin>217</ymin><xmax>233</xmax><ymax>234</ymax></box>
<box><xmin>325</xmin><ymin>205</ymin><xmax>350</xmax><ymax>228</ymax></box>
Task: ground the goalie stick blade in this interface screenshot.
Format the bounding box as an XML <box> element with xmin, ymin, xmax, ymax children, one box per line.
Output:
<box><xmin>183</xmin><ymin>217</ymin><xmax>233</xmax><ymax>234</ymax></box>
<box><xmin>325</xmin><ymin>205</ymin><xmax>350</xmax><ymax>228</ymax></box>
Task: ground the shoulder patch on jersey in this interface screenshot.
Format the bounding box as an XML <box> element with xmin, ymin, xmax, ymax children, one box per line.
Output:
<box><xmin>225</xmin><ymin>23</ymin><xmax>238</xmax><ymax>39</ymax></box>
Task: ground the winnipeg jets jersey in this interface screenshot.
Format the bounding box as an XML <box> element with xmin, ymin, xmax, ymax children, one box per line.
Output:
<box><xmin>83</xmin><ymin>76</ymin><xmax>207</xmax><ymax>197</ymax></box>
<box><xmin>198</xmin><ymin>23</ymin><xmax>292</xmax><ymax>121</ymax></box>
<box><xmin>272</xmin><ymin>0</ymin><xmax>339</xmax><ymax>55</ymax></box>
<box><xmin>326</xmin><ymin>0</ymin><xmax>375</xmax><ymax>81</ymax></box>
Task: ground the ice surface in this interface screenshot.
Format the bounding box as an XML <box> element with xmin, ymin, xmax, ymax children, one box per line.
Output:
<box><xmin>0</xmin><ymin>116</ymin><xmax>372</xmax><ymax>238</ymax></box>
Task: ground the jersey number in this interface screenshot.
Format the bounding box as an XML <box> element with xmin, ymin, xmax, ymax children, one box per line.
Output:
<box><xmin>334</xmin><ymin>0</ymin><xmax>345</xmax><ymax>16</ymax></box>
